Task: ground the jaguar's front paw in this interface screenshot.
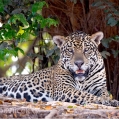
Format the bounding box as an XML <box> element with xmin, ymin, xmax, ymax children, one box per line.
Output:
<box><xmin>94</xmin><ymin>98</ymin><xmax>118</xmax><ymax>107</ymax></box>
<box><xmin>110</xmin><ymin>100</ymin><xmax>119</xmax><ymax>107</ymax></box>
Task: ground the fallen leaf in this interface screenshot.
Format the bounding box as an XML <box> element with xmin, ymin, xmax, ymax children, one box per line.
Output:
<box><xmin>67</xmin><ymin>105</ymin><xmax>77</xmax><ymax>108</ymax></box>
<box><xmin>13</xmin><ymin>113</ymin><xmax>17</xmax><ymax>118</ymax></box>
<box><xmin>34</xmin><ymin>105</ymin><xmax>40</xmax><ymax>108</ymax></box>
<box><xmin>37</xmin><ymin>100</ymin><xmax>46</xmax><ymax>105</ymax></box>
<box><xmin>67</xmin><ymin>105</ymin><xmax>73</xmax><ymax>108</ymax></box>
<box><xmin>66</xmin><ymin>109</ymin><xmax>74</xmax><ymax>114</ymax></box>
<box><xmin>27</xmin><ymin>104</ymin><xmax>33</xmax><ymax>108</ymax></box>
<box><xmin>116</xmin><ymin>107</ymin><xmax>119</xmax><ymax>109</ymax></box>
<box><xmin>110</xmin><ymin>94</ymin><xmax>113</xmax><ymax>100</ymax></box>
<box><xmin>44</xmin><ymin>105</ymin><xmax>53</xmax><ymax>110</ymax></box>
<box><xmin>2</xmin><ymin>114</ymin><xmax>7</xmax><ymax>118</ymax></box>
<box><xmin>17</xmin><ymin>26</ymin><xmax>24</xmax><ymax>36</ymax></box>
<box><xmin>56</xmin><ymin>102</ymin><xmax>63</xmax><ymax>106</ymax></box>
<box><xmin>11</xmin><ymin>101</ymin><xmax>26</xmax><ymax>106</ymax></box>
<box><xmin>84</xmin><ymin>104</ymin><xmax>98</xmax><ymax>109</ymax></box>
<box><xmin>21</xmin><ymin>98</ymin><xmax>26</xmax><ymax>102</ymax></box>
<box><xmin>4</xmin><ymin>99</ymin><xmax>12</xmax><ymax>103</ymax></box>
<box><xmin>0</xmin><ymin>100</ymin><xmax>3</xmax><ymax>104</ymax></box>
<box><xmin>75</xmin><ymin>103</ymin><xmax>80</xmax><ymax>106</ymax></box>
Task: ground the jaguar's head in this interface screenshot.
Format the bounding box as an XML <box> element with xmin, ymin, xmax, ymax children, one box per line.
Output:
<box><xmin>53</xmin><ymin>31</ymin><xmax>104</xmax><ymax>82</ymax></box>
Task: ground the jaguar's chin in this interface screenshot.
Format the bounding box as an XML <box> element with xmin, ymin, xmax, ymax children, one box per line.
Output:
<box><xmin>74</xmin><ymin>76</ymin><xmax>86</xmax><ymax>82</ymax></box>
<box><xmin>70</xmin><ymin>68</ymin><xmax>89</xmax><ymax>82</ymax></box>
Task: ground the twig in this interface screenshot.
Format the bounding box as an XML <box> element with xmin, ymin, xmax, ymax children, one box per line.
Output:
<box><xmin>45</xmin><ymin>109</ymin><xmax>57</xmax><ymax>119</ymax></box>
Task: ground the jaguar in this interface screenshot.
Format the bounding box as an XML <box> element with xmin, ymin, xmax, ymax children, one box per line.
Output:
<box><xmin>0</xmin><ymin>31</ymin><xmax>118</xmax><ymax>107</ymax></box>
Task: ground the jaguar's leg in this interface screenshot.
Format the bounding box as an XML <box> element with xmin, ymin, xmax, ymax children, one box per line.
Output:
<box><xmin>54</xmin><ymin>87</ymin><xmax>119</xmax><ymax>107</ymax></box>
<box><xmin>100</xmin><ymin>87</ymin><xmax>111</xmax><ymax>100</ymax></box>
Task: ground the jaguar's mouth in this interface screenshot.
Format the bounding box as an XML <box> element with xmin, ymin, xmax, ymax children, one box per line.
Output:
<box><xmin>75</xmin><ymin>70</ymin><xmax>85</xmax><ymax>75</ymax></box>
<box><xmin>70</xmin><ymin>68</ymin><xmax>89</xmax><ymax>77</ymax></box>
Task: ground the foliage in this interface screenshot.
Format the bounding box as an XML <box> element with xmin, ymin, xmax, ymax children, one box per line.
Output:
<box><xmin>69</xmin><ymin>0</ymin><xmax>77</xmax><ymax>4</ymax></box>
<box><xmin>0</xmin><ymin>0</ymin><xmax>58</xmax><ymax>75</ymax></box>
<box><xmin>92</xmin><ymin>0</ymin><xmax>119</xmax><ymax>59</ymax></box>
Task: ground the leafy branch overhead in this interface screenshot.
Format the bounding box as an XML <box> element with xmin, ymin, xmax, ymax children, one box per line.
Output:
<box><xmin>92</xmin><ymin>0</ymin><xmax>119</xmax><ymax>59</ymax></box>
<box><xmin>0</xmin><ymin>0</ymin><xmax>58</xmax><ymax>61</ymax></box>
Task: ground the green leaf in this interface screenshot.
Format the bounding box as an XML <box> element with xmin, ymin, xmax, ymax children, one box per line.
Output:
<box><xmin>101</xmin><ymin>38</ymin><xmax>111</xmax><ymax>48</ymax></box>
<box><xmin>69</xmin><ymin>0</ymin><xmax>77</xmax><ymax>4</ymax></box>
<box><xmin>0</xmin><ymin>42</ymin><xmax>8</xmax><ymax>50</ymax></box>
<box><xmin>101</xmin><ymin>51</ymin><xmax>110</xmax><ymax>59</ymax></box>
<box><xmin>98</xmin><ymin>5</ymin><xmax>106</xmax><ymax>9</ymax></box>
<box><xmin>19</xmin><ymin>31</ymin><xmax>30</xmax><ymax>42</ymax></box>
<box><xmin>34</xmin><ymin>15</ymin><xmax>58</xmax><ymax>28</ymax></box>
<box><xmin>107</xmin><ymin>17</ymin><xmax>118</xmax><ymax>27</ymax></box>
<box><xmin>5</xmin><ymin>48</ymin><xmax>18</xmax><ymax>57</ymax></box>
<box><xmin>114</xmin><ymin>11</ymin><xmax>119</xmax><ymax>16</ymax></box>
<box><xmin>27</xmin><ymin>52</ymin><xmax>36</xmax><ymax>58</ymax></box>
<box><xmin>0</xmin><ymin>1</ymin><xmax>4</xmax><ymax>13</ymax></box>
<box><xmin>55</xmin><ymin>48</ymin><xmax>60</xmax><ymax>55</ymax></box>
<box><xmin>0</xmin><ymin>50</ymin><xmax>6</xmax><ymax>60</ymax></box>
<box><xmin>9</xmin><ymin>13</ymin><xmax>29</xmax><ymax>26</ymax></box>
<box><xmin>15</xmin><ymin>47</ymin><xmax>24</xmax><ymax>55</ymax></box>
<box><xmin>67</xmin><ymin>105</ymin><xmax>77</xmax><ymax>108</ymax></box>
<box><xmin>67</xmin><ymin>106</ymin><xmax>73</xmax><ymax>108</ymax></box>
<box><xmin>5</xmin><ymin>29</ymin><xmax>16</xmax><ymax>40</ymax></box>
<box><xmin>46</xmin><ymin>49</ymin><xmax>54</xmax><ymax>57</ymax></box>
<box><xmin>112</xmin><ymin>49</ymin><xmax>119</xmax><ymax>58</ymax></box>
<box><xmin>32</xmin><ymin>1</ymin><xmax>47</xmax><ymax>13</ymax></box>
<box><xmin>46</xmin><ymin>18</ymin><xmax>58</xmax><ymax>27</ymax></box>
<box><xmin>0</xmin><ymin>0</ymin><xmax>10</xmax><ymax>13</ymax></box>
<box><xmin>92</xmin><ymin>1</ymin><xmax>103</xmax><ymax>7</ymax></box>
<box><xmin>79</xmin><ymin>0</ymin><xmax>83</xmax><ymax>4</ymax></box>
<box><xmin>74</xmin><ymin>0</ymin><xmax>77</xmax><ymax>4</ymax></box>
<box><xmin>106</xmin><ymin>13</ymin><xmax>112</xmax><ymax>20</ymax></box>
<box><xmin>11</xmin><ymin>8</ymin><xmax>22</xmax><ymax>14</ymax></box>
<box><xmin>37</xmin><ymin>54</ymin><xmax>43</xmax><ymax>60</ymax></box>
<box><xmin>106</xmin><ymin>1</ymin><xmax>114</xmax><ymax>6</ymax></box>
<box><xmin>104</xmin><ymin>9</ymin><xmax>109</xmax><ymax>13</ymax></box>
<box><xmin>113</xmin><ymin>35</ymin><xmax>119</xmax><ymax>42</ymax></box>
<box><xmin>53</xmin><ymin>55</ymin><xmax>59</xmax><ymax>64</ymax></box>
<box><xmin>0</xmin><ymin>24</ymin><xmax>16</xmax><ymax>40</ymax></box>
<box><xmin>0</xmin><ymin>47</ymin><xmax>19</xmax><ymax>60</ymax></box>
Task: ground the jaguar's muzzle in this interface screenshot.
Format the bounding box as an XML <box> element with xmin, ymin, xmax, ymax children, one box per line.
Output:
<box><xmin>70</xmin><ymin>68</ymin><xmax>89</xmax><ymax>81</ymax></box>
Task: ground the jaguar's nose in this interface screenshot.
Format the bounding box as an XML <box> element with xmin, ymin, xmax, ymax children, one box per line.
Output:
<box><xmin>74</xmin><ymin>60</ymin><xmax>84</xmax><ymax>68</ymax></box>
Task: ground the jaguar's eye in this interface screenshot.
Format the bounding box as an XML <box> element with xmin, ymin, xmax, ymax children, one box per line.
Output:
<box><xmin>84</xmin><ymin>48</ymin><xmax>88</xmax><ymax>53</ymax></box>
<box><xmin>68</xmin><ymin>49</ymin><xmax>74</xmax><ymax>53</ymax></box>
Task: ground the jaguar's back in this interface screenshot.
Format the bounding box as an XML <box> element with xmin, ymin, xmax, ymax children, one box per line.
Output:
<box><xmin>0</xmin><ymin>67</ymin><xmax>55</xmax><ymax>102</ymax></box>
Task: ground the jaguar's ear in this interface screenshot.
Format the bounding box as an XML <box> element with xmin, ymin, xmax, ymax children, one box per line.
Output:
<box><xmin>90</xmin><ymin>32</ymin><xmax>104</xmax><ymax>46</ymax></box>
<box><xmin>53</xmin><ymin>35</ymin><xmax>66</xmax><ymax>48</ymax></box>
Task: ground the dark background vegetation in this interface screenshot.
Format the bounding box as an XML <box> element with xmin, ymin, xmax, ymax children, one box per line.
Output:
<box><xmin>0</xmin><ymin>0</ymin><xmax>119</xmax><ymax>100</ymax></box>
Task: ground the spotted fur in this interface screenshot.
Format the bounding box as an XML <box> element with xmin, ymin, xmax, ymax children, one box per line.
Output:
<box><xmin>0</xmin><ymin>31</ymin><xmax>118</xmax><ymax>107</ymax></box>
<box><xmin>65</xmin><ymin>31</ymin><xmax>110</xmax><ymax>100</ymax></box>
